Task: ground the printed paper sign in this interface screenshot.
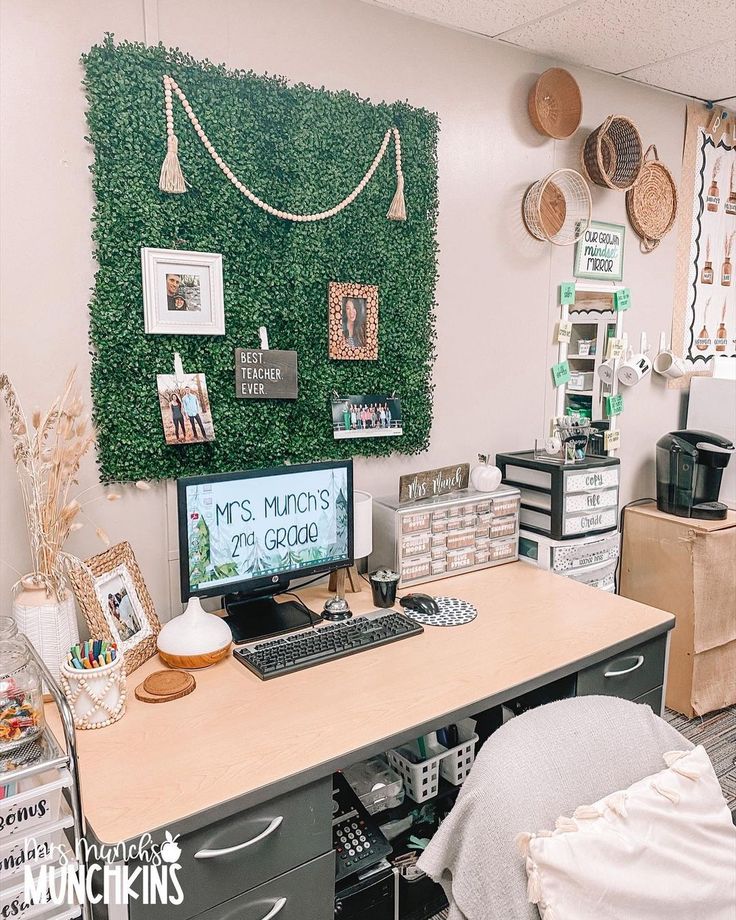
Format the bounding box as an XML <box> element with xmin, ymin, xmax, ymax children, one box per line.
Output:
<box><xmin>551</xmin><ymin>361</ymin><xmax>571</xmax><ymax>387</ymax></box>
<box><xmin>614</xmin><ymin>288</ymin><xmax>631</xmax><ymax>311</ymax></box>
<box><xmin>557</xmin><ymin>321</ymin><xmax>573</xmax><ymax>344</ymax></box>
<box><xmin>604</xmin><ymin>429</ymin><xmax>621</xmax><ymax>451</ymax></box>
<box><xmin>605</xmin><ymin>394</ymin><xmax>624</xmax><ymax>416</ymax></box>
<box><xmin>560</xmin><ymin>282</ymin><xmax>576</xmax><ymax>305</ymax></box>
<box><xmin>574</xmin><ymin>222</ymin><xmax>625</xmax><ymax>282</ymax></box>
<box><xmin>606</xmin><ymin>337</ymin><xmax>625</xmax><ymax>358</ymax></box>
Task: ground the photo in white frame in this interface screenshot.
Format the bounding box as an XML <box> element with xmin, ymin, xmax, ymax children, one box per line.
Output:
<box><xmin>141</xmin><ymin>247</ymin><xmax>225</xmax><ymax>335</ymax></box>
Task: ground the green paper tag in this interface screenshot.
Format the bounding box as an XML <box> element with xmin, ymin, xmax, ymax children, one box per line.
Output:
<box><xmin>551</xmin><ymin>361</ymin><xmax>571</xmax><ymax>387</ymax></box>
<box><xmin>605</xmin><ymin>394</ymin><xmax>624</xmax><ymax>416</ymax></box>
<box><xmin>614</xmin><ymin>288</ymin><xmax>631</xmax><ymax>311</ymax></box>
<box><xmin>560</xmin><ymin>282</ymin><xmax>576</xmax><ymax>305</ymax></box>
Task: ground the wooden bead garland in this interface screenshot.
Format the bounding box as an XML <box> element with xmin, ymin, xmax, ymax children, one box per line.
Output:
<box><xmin>159</xmin><ymin>75</ymin><xmax>407</xmax><ymax>221</ymax></box>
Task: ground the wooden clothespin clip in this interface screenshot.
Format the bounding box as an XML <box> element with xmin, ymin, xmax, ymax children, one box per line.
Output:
<box><xmin>259</xmin><ymin>326</ymin><xmax>270</xmax><ymax>350</ymax></box>
<box><xmin>173</xmin><ymin>351</ymin><xmax>185</xmax><ymax>379</ymax></box>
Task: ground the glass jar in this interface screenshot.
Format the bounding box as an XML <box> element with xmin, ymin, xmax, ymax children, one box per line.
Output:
<box><xmin>0</xmin><ymin>640</ymin><xmax>45</xmax><ymax>751</ymax></box>
<box><xmin>0</xmin><ymin>616</ymin><xmax>19</xmax><ymax>641</ymax></box>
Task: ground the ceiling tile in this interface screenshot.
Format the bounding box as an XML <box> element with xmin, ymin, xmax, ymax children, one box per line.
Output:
<box><xmin>363</xmin><ymin>0</ymin><xmax>574</xmax><ymax>37</ymax></box>
<box><xmin>498</xmin><ymin>0</ymin><xmax>736</xmax><ymax>73</ymax></box>
<box><xmin>623</xmin><ymin>39</ymin><xmax>736</xmax><ymax>100</ymax></box>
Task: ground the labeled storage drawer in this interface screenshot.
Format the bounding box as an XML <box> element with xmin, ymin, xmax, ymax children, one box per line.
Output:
<box><xmin>489</xmin><ymin>515</ymin><xmax>516</xmax><ymax>538</ymax></box>
<box><xmin>565</xmin><ymin>560</ymin><xmax>617</xmax><ymax>591</ymax></box>
<box><xmin>403</xmin><ymin>555</ymin><xmax>431</xmax><ymax>581</ymax></box>
<box><xmin>446</xmin><ymin>528</ymin><xmax>475</xmax><ymax>550</ymax></box>
<box><xmin>1</xmin><ymin>869</ymin><xmax>79</xmax><ymax>920</ymax></box>
<box><xmin>564</xmin><ymin>467</ymin><xmax>619</xmax><ymax>493</ymax></box>
<box><xmin>402</xmin><ymin>532</ymin><xmax>431</xmax><ymax>557</ymax></box>
<box><xmin>564</xmin><ymin>488</ymin><xmax>618</xmax><ymax>514</ymax></box>
<box><xmin>489</xmin><ymin>537</ymin><xmax>516</xmax><ymax>560</ymax></box>
<box><xmin>568</xmin><ymin>371</ymin><xmax>594</xmax><ymax>391</ymax></box>
<box><xmin>401</xmin><ymin>512</ymin><xmax>431</xmax><ymax>534</ymax></box>
<box><xmin>576</xmin><ymin>635</ymin><xmax>667</xmax><ymax>702</ymax></box>
<box><xmin>129</xmin><ymin>778</ymin><xmax>332</xmax><ymax>920</ymax></box>
<box><xmin>0</xmin><ymin>805</ymin><xmax>74</xmax><ymax>883</ymax></box>
<box><xmin>196</xmin><ymin>852</ymin><xmax>335</xmax><ymax>920</ymax></box>
<box><xmin>0</xmin><ymin>769</ymin><xmax>71</xmax><ymax>841</ymax></box>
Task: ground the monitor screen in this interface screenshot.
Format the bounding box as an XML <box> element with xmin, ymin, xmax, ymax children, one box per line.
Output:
<box><xmin>177</xmin><ymin>460</ymin><xmax>353</xmax><ymax>599</ymax></box>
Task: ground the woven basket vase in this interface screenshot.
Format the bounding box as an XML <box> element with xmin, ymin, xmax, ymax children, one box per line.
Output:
<box><xmin>626</xmin><ymin>145</ymin><xmax>678</xmax><ymax>252</ymax></box>
<box><xmin>583</xmin><ymin>115</ymin><xmax>643</xmax><ymax>190</ymax></box>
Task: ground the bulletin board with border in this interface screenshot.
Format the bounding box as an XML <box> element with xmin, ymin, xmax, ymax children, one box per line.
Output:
<box><xmin>83</xmin><ymin>37</ymin><xmax>438</xmax><ymax>482</ymax></box>
<box><xmin>671</xmin><ymin>103</ymin><xmax>735</xmax><ymax>389</ymax></box>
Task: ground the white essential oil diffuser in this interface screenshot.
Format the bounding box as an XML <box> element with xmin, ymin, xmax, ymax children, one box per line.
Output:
<box><xmin>157</xmin><ymin>596</ymin><xmax>232</xmax><ymax>669</ymax></box>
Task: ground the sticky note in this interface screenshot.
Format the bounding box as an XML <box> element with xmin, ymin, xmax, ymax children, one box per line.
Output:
<box><xmin>605</xmin><ymin>429</ymin><xmax>621</xmax><ymax>450</ymax></box>
<box><xmin>605</xmin><ymin>394</ymin><xmax>624</xmax><ymax>416</ymax></box>
<box><xmin>614</xmin><ymin>288</ymin><xmax>631</xmax><ymax>311</ymax></box>
<box><xmin>551</xmin><ymin>361</ymin><xmax>571</xmax><ymax>387</ymax></box>
<box><xmin>606</xmin><ymin>337</ymin><xmax>625</xmax><ymax>359</ymax></box>
<box><xmin>557</xmin><ymin>321</ymin><xmax>573</xmax><ymax>343</ymax></box>
<box><xmin>560</xmin><ymin>282</ymin><xmax>576</xmax><ymax>305</ymax></box>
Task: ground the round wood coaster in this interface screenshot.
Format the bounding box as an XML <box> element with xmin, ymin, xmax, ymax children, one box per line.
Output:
<box><xmin>135</xmin><ymin>670</ymin><xmax>196</xmax><ymax>704</ymax></box>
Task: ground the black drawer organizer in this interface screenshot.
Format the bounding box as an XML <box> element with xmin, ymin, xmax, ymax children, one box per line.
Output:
<box><xmin>496</xmin><ymin>451</ymin><xmax>620</xmax><ymax>541</ymax></box>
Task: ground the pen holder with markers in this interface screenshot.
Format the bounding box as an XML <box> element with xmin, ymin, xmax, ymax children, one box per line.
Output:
<box><xmin>59</xmin><ymin>643</ymin><xmax>127</xmax><ymax>730</ymax></box>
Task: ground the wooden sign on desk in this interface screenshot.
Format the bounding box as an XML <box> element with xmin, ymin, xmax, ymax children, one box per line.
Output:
<box><xmin>234</xmin><ymin>349</ymin><xmax>298</xmax><ymax>399</ymax></box>
<box><xmin>399</xmin><ymin>463</ymin><xmax>470</xmax><ymax>504</ymax></box>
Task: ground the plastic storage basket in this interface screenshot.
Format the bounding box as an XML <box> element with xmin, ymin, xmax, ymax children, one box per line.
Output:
<box><xmin>387</xmin><ymin>719</ymin><xmax>479</xmax><ymax>803</ymax></box>
<box><xmin>343</xmin><ymin>757</ymin><xmax>404</xmax><ymax>815</ymax></box>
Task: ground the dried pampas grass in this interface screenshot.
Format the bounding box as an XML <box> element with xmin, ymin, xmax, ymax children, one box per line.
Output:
<box><xmin>0</xmin><ymin>369</ymin><xmax>112</xmax><ymax>596</ymax></box>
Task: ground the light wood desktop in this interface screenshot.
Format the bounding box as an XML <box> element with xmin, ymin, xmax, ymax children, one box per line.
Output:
<box><xmin>47</xmin><ymin>561</ymin><xmax>673</xmax><ymax>849</ymax></box>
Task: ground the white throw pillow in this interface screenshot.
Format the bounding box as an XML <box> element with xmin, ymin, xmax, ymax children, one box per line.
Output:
<box><xmin>518</xmin><ymin>745</ymin><xmax>736</xmax><ymax>920</ymax></box>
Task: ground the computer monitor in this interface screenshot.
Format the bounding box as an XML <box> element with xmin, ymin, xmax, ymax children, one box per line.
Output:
<box><xmin>177</xmin><ymin>460</ymin><xmax>353</xmax><ymax>642</ymax></box>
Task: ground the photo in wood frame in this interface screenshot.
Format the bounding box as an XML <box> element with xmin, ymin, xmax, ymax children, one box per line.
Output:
<box><xmin>68</xmin><ymin>542</ymin><xmax>161</xmax><ymax>674</ymax></box>
<box><xmin>328</xmin><ymin>282</ymin><xmax>379</xmax><ymax>361</ymax></box>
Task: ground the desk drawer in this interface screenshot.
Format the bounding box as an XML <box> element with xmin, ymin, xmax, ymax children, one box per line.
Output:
<box><xmin>576</xmin><ymin>635</ymin><xmax>666</xmax><ymax>702</ymax></box>
<box><xmin>197</xmin><ymin>852</ymin><xmax>335</xmax><ymax>920</ymax></box>
<box><xmin>130</xmin><ymin>778</ymin><xmax>332</xmax><ymax>920</ymax></box>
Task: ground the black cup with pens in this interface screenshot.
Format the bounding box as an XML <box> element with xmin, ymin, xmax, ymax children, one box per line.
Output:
<box><xmin>369</xmin><ymin>569</ymin><xmax>400</xmax><ymax>608</ymax></box>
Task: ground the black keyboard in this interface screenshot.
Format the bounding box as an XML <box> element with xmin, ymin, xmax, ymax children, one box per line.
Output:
<box><xmin>233</xmin><ymin>610</ymin><xmax>424</xmax><ymax>680</ymax></box>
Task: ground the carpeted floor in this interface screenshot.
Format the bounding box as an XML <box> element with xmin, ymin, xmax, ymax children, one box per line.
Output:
<box><xmin>665</xmin><ymin>705</ymin><xmax>736</xmax><ymax>812</ymax></box>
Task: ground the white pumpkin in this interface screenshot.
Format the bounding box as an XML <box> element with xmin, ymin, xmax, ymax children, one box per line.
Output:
<box><xmin>470</xmin><ymin>456</ymin><xmax>502</xmax><ymax>493</ymax></box>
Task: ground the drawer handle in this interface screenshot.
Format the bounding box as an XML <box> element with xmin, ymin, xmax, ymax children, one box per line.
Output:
<box><xmin>605</xmin><ymin>655</ymin><xmax>644</xmax><ymax>678</ymax></box>
<box><xmin>194</xmin><ymin>816</ymin><xmax>283</xmax><ymax>859</ymax></box>
<box><xmin>259</xmin><ymin>898</ymin><xmax>287</xmax><ymax>920</ymax></box>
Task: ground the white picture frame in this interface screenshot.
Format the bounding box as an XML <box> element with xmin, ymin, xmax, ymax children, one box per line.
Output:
<box><xmin>141</xmin><ymin>247</ymin><xmax>225</xmax><ymax>335</ymax></box>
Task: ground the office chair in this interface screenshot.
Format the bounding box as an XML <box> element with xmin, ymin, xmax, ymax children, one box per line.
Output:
<box><xmin>418</xmin><ymin>695</ymin><xmax>694</xmax><ymax>920</ymax></box>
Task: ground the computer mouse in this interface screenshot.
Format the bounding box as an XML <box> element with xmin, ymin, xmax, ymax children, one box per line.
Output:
<box><xmin>400</xmin><ymin>593</ymin><xmax>439</xmax><ymax>617</ymax></box>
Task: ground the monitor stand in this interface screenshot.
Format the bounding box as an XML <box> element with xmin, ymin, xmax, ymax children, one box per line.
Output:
<box><xmin>223</xmin><ymin>594</ymin><xmax>315</xmax><ymax>645</ymax></box>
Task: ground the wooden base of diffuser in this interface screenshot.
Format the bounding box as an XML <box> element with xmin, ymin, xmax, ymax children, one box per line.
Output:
<box><xmin>158</xmin><ymin>644</ymin><xmax>230</xmax><ymax>670</ymax></box>
<box><xmin>328</xmin><ymin>565</ymin><xmax>363</xmax><ymax>595</ymax></box>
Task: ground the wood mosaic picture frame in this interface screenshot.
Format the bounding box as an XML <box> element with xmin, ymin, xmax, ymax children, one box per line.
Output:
<box><xmin>68</xmin><ymin>541</ymin><xmax>161</xmax><ymax>675</ymax></box>
<box><xmin>328</xmin><ymin>282</ymin><xmax>379</xmax><ymax>361</ymax></box>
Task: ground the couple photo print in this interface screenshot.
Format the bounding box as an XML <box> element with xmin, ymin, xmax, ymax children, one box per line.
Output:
<box><xmin>157</xmin><ymin>372</ymin><xmax>215</xmax><ymax>445</ymax></box>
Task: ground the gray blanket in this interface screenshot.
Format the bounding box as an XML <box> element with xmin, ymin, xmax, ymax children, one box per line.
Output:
<box><xmin>417</xmin><ymin>695</ymin><xmax>691</xmax><ymax>920</ymax></box>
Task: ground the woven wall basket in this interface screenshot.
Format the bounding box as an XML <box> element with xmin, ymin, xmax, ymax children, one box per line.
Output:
<box><xmin>626</xmin><ymin>145</ymin><xmax>678</xmax><ymax>252</ymax></box>
<box><xmin>528</xmin><ymin>68</ymin><xmax>582</xmax><ymax>139</ymax></box>
<box><xmin>582</xmin><ymin>115</ymin><xmax>643</xmax><ymax>190</ymax></box>
<box><xmin>522</xmin><ymin>168</ymin><xmax>592</xmax><ymax>246</ymax></box>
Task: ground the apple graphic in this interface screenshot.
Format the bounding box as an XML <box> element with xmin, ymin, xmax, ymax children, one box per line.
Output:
<box><xmin>161</xmin><ymin>831</ymin><xmax>182</xmax><ymax>864</ymax></box>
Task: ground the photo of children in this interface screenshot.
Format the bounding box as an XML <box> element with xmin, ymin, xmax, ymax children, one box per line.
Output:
<box><xmin>157</xmin><ymin>372</ymin><xmax>216</xmax><ymax>445</ymax></box>
<box><xmin>331</xmin><ymin>394</ymin><xmax>403</xmax><ymax>439</ymax></box>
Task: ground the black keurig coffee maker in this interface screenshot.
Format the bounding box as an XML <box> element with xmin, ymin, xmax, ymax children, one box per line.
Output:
<box><xmin>656</xmin><ymin>429</ymin><xmax>735</xmax><ymax>520</ymax></box>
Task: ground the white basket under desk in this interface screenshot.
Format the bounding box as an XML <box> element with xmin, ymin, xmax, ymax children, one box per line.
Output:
<box><xmin>387</xmin><ymin>719</ymin><xmax>479</xmax><ymax>803</ymax></box>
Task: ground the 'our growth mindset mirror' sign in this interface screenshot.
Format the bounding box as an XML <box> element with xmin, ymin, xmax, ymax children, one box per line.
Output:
<box><xmin>574</xmin><ymin>221</ymin><xmax>625</xmax><ymax>282</ymax></box>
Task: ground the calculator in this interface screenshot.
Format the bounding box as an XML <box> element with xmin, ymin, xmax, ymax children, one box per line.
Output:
<box><xmin>332</xmin><ymin>771</ymin><xmax>392</xmax><ymax>881</ymax></box>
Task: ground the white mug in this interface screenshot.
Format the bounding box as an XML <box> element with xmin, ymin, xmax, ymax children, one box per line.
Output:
<box><xmin>597</xmin><ymin>359</ymin><xmax>616</xmax><ymax>385</ymax></box>
<box><xmin>617</xmin><ymin>353</ymin><xmax>652</xmax><ymax>387</ymax></box>
<box><xmin>653</xmin><ymin>349</ymin><xmax>687</xmax><ymax>379</ymax></box>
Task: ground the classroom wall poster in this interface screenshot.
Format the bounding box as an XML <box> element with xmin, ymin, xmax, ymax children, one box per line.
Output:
<box><xmin>673</xmin><ymin>104</ymin><xmax>736</xmax><ymax>375</ymax></box>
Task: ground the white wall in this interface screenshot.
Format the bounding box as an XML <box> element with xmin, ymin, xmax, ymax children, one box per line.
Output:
<box><xmin>0</xmin><ymin>0</ymin><xmax>687</xmax><ymax>623</ymax></box>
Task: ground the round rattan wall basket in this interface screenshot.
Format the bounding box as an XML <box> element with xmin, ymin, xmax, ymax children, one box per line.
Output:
<box><xmin>582</xmin><ymin>115</ymin><xmax>643</xmax><ymax>190</ymax></box>
<box><xmin>528</xmin><ymin>68</ymin><xmax>583</xmax><ymax>139</ymax></box>
<box><xmin>522</xmin><ymin>168</ymin><xmax>592</xmax><ymax>246</ymax></box>
<box><xmin>626</xmin><ymin>145</ymin><xmax>678</xmax><ymax>252</ymax></box>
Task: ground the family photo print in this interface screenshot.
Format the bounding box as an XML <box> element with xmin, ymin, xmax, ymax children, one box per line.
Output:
<box><xmin>157</xmin><ymin>372</ymin><xmax>216</xmax><ymax>445</ymax></box>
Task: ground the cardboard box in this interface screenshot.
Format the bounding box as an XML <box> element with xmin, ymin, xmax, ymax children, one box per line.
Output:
<box><xmin>620</xmin><ymin>502</ymin><xmax>736</xmax><ymax>717</ymax></box>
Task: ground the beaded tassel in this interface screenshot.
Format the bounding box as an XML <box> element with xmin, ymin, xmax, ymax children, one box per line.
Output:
<box><xmin>159</xmin><ymin>76</ymin><xmax>187</xmax><ymax>194</ymax></box>
<box><xmin>387</xmin><ymin>128</ymin><xmax>407</xmax><ymax>221</ymax></box>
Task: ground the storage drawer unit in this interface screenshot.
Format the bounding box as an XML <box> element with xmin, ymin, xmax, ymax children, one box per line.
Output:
<box><xmin>196</xmin><ymin>852</ymin><xmax>335</xmax><ymax>920</ymax></box>
<box><xmin>369</xmin><ymin>487</ymin><xmax>520</xmax><ymax>587</ymax></box>
<box><xmin>576</xmin><ymin>635</ymin><xmax>667</xmax><ymax>702</ymax></box>
<box><xmin>518</xmin><ymin>529</ymin><xmax>619</xmax><ymax>592</ymax></box>
<box><xmin>129</xmin><ymin>778</ymin><xmax>332</xmax><ymax>920</ymax></box>
<box><xmin>497</xmin><ymin>451</ymin><xmax>619</xmax><ymax>541</ymax></box>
